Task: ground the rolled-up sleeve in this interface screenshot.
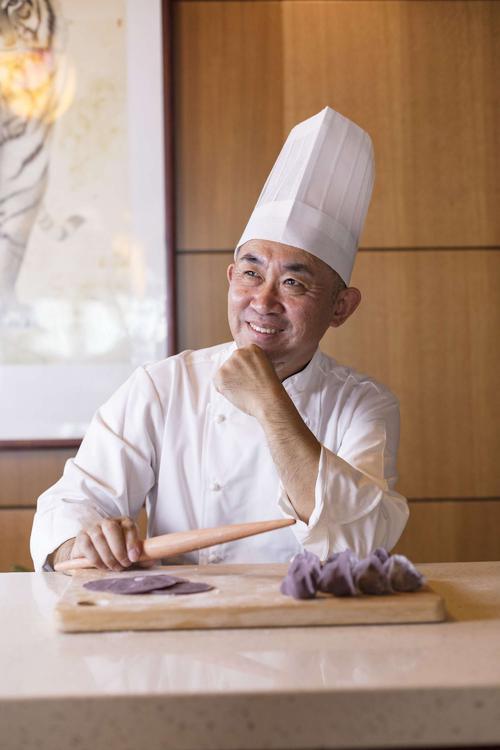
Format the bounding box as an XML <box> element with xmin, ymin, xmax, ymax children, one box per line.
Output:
<box><xmin>278</xmin><ymin>391</ymin><xmax>409</xmax><ymax>559</ymax></box>
<box><xmin>30</xmin><ymin>367</ymin><xmax>165</xmax><ymax>571</ymax></box>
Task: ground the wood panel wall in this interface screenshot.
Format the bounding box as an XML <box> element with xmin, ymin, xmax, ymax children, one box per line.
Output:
<box><xmin>173</xmin><ymin>0</ymin><xmax>500</xmax><ymax>563</ymax></box>
<box><xmin>0</xmin><ymin>449</ymin><xmax>76</xmax><ymax>571</ymax></box>
<box><xmin>1</xmin><ymin>0</ymin><xmax>498</xmax><ymax>571</ymax></box>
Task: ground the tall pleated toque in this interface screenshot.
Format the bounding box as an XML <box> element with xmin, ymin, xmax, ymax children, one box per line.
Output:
<box><xmin>236</xmin><ymin>106</ymin><xmax>375</xmax><ymax>285</ymax></box>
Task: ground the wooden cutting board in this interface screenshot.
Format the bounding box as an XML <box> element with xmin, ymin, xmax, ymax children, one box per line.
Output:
<box><xmin>55</xmin><ymin>564</ymin><xmax>446</xmax><ymax>632</ymax></box>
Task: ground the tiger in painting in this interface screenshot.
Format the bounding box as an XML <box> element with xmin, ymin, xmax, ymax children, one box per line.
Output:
<box><xmin>0</xmin><ymin>0</ymin><xmax>58</xmax><ymax>320</ymax></box>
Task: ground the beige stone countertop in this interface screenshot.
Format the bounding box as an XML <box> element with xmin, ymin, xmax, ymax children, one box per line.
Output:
<box><xmin>1</xmin><ymin>561</ymin><xmax>500</xmax><ymax>750</ymax></box>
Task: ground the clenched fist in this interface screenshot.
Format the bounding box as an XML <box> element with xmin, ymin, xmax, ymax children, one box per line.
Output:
<box><xmin>214</xmin><ymin>344</ymin><xmax>285</xmax><ymax>418</ymax></box>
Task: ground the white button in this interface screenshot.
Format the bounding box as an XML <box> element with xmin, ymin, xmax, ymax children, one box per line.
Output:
<box><xmin>210</xmin><ymin>482</ymin><xmax>222</xmax><ymax>491</ymax></box>
<box><xmin>215</xmin><ymin>414</ymin><xmax>225</xmax><ymax>424</ymax></box>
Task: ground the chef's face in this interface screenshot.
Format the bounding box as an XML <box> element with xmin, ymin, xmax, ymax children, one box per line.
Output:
<box><xmin>227</xmin><ymin>239</ymin><xmax>361</xmax><ymax>380</ymax></box>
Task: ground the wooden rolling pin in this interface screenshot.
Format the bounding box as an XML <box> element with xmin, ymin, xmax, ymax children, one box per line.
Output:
<box><xmin>54</xmin><ymin>518</ymin><xmax>296</xmax><ymax>571</ymax></box>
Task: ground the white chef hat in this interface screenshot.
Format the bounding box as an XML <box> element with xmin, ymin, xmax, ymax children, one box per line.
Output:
<box><xmin>236</xmin><ymin>106</ymin><xmax>375</xmax><ymax>285</ymax></box>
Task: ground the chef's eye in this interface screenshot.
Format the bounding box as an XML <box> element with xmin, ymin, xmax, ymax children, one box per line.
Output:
<box><xmin>243</xmin><ymin>269</ymin><xmax>258</xmax><ymax>277</ymax></box>
<box><xmin>284</xmin><ymin>278</ymin><xmax>301</xmax><ymax>287</ymax></box>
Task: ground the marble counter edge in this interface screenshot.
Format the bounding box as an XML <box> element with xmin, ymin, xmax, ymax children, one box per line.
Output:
<box><xmin>1</xmin><ymin>685</ymin><xmax>500</xmax><ymax>750</ymax></box>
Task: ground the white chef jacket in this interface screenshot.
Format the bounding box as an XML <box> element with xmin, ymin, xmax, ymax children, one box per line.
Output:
<box><xmin>30</xmin><ymin>342</ymin><xmax>409</xmax><ymax>571</ymax></box>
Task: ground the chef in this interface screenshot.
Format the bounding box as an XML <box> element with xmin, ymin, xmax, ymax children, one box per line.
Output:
<box><xmin>30</xmin><ymin>106</ymin><xmax>409</xmax><ymax>572</ymax></box>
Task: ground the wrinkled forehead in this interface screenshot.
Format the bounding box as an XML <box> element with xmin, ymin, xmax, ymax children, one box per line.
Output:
<box><xmin>236</xmin><ymin>239</ymin><xmax>335</xmax><ymax>277</ymax></box>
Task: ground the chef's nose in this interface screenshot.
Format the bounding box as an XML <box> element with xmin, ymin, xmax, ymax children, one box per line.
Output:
<box><xmin>251</xmin><ymin>281</ymin><xmax>284</xmax><ymax>314</ymax></box>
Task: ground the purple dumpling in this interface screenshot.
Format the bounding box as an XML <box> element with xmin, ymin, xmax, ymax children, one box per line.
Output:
<box><xmin>353</xmin><ymin>554</ymin><xmax>391</xmax><ymax>595</ymax></box>
<box><xmin>384</xmin><ymin>554</ymin><xmax>424</xmax><ymax>592</ymax></box>
<box><xmin>317</xmin><ymin>549</ymin><xmax>358</xmax><ymax>597</ymax></box>
<box><xmin>280</xmin><ymin>549</ymin><xmax>322</xmax><ymax>600</ymax></box>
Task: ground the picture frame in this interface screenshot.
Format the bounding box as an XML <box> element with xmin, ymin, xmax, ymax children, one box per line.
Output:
<box><xmin>0</xmin><ymin>0</ymin><xmax>175</xmax><ymax>446</ymax></box>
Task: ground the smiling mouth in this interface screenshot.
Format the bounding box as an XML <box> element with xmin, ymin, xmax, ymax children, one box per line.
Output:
<box><xmin>247</xmin><ymin>322</ymin><xmax>283</xmax><ymax>335</ymax></box>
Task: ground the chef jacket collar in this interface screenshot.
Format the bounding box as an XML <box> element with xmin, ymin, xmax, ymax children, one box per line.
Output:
<box><xmin>213</xmin><ymin>342</ymin><xmax>321</xmax><ymax>431</ymax></box>
<box><xmin>281</xmin><ymin>348</ymin><xmax>322</xmax><ymax>395</ymax></box>
<box><xmin>222</xmin><ymin>340</ymin><xmax>238</xmax><ymax>363</ymax></box>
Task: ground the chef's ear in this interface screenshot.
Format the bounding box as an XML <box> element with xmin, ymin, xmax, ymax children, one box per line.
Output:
<box><xmin>329</xmin><ymin>287</ymin><xmax>361</xmax><ymax>328</ymax></box>
<box><xmin>227</xmin><ymin>263</ymin><xmax>235</xmax><ymax>283</ymax></box>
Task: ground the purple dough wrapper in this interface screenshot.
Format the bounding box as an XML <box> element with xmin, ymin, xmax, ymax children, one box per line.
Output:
<box><xmin>280</xmin><ymin>549</ymin><xmax>322</xmax><ymax>600</ymax></box>
<box><xmin>150</xmin><ymin>581</ymin><xmax>214</xmax><ymax>595</ymax></box>
<box><xmin>384</xmin><ymin>554</ymin><xmax>424</xmax><ymax>592</ymax></box>
<box><xmin>318</xmin><ymin>549</ymin><xmax>358</xmax><ymax>597</ymax></box>
<box><xmin>83</xmin><ymin>574</ymin><xmax>185</xmax><ymax>595</ymax></box>
<box><xmin>323</xmin><ymin>552</ymin><xmax>340</xmax><ymax>564</ymax></box>
<box><xmin>353</xmin><ymin>554</ymin><xmax>391</xmax><ymax>595</ymax></box>
<box><xmin>373</xmin><ymin>547</ymin><xmax>390</xmax><ymax>564</ymax></box>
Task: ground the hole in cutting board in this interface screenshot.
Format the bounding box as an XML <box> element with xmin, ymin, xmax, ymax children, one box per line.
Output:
<box><xmin>77</xmin><ymin>600</ymin><xmax>96</xmax><ymax>606</ymax></box>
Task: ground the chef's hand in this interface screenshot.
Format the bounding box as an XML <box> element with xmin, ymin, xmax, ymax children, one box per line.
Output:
<box><xmin>214</xmin><ymin>344</ymin><xmax>284</xmax><ymax>418</ymax></box>
<box><xmin>50</xmin><ymin>517</ymin><xmax>154</xmax><ymax>572</ymax></box>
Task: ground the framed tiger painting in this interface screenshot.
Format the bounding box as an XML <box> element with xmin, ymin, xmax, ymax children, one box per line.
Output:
<box><xmin>0</xmin><ymin>0</ymin><xmax>174</xmax><ymax>444</ymax></box>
